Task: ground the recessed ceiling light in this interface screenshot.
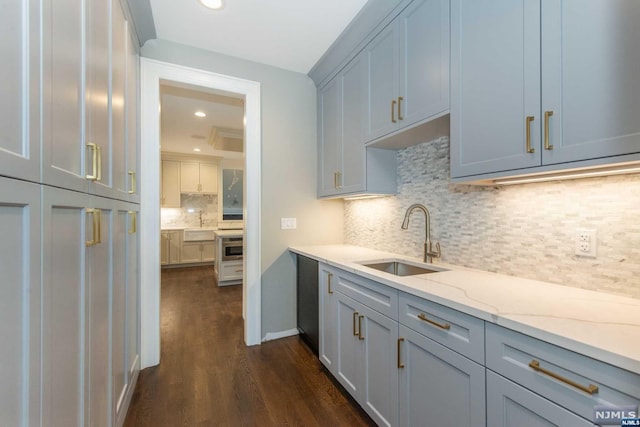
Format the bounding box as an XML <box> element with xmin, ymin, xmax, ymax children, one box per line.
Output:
<box><xmin>199</xmin><ymin>0</ymin><xmax>224</xmax><ymax>10</ymax></box>
<box><xmin>194</xmin><ymin>111</ymin><xmax>206</xmax><ymax>118</ymax></box>
<box><xmin>193</xmin><ymin>148</ymin><xmax>201</xmax><ymax>152</ymax></box>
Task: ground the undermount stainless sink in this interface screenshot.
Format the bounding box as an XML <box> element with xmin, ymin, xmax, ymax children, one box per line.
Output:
<box><xmin>358</xmin><ymin>260</ymin><xmax>448</xmax><ymax>276</ymax></box>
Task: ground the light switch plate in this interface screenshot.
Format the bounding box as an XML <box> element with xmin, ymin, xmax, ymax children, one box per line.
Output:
<box><xmin>280</xmin><ymin>218</ymin><xmax>297</xmax><ymax>230</ymax></box>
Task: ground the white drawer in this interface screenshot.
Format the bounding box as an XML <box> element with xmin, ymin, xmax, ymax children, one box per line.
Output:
<box><xmin>486</xmin><ymin>323</ymin><xmax>640</xmax><ymax>422</ymax></box>
<box><xmin>220</xmin><ymin>262</ymin><xmax>243</xmax><ymax>281</ymax></box>
<box><xmin>334</xmin><ymin>268</ymin><xmax>398</xmax><ymax>319</ymax></box>
<box><xmin>399</xmin><ymin>291</ymin><xmax>485</xmax><ymax>364</ymax></box>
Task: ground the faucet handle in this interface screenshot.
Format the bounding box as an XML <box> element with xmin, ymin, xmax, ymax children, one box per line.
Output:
<box><xmin>429</xmin><ymin>241</ymin><xmax>441</xmax><ymax>258</ymax></box>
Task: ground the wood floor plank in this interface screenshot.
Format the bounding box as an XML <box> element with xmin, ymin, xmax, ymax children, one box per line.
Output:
<box><xmin>124</xmin><ymin>266</ymin><xmax>374</xmax><ymax>427</ymax></box>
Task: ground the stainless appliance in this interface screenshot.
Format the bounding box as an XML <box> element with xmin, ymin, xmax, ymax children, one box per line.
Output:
<box><xmin>221</xmin><ymin>237</ymin><xmax>243</xmax><ymax>261</ymax></box>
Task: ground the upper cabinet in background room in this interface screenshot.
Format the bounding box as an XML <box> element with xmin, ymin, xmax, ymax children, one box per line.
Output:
<box><xmin>365</xmin><ymin>0</ymin><xmax>449</xmax><ymax>144</ymax></box>
<box><xmin>180</xmin><ymin>161</ymin><xmax>218</xmax><ymax>194</ymax></box>
<box><xmin>450</xmin><ymin>0</ymin><xmax>640</xmax><ymax>183</ymax></box>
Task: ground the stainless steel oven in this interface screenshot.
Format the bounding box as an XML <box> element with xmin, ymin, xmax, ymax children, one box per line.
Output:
<box><xmin>221</xmin><ymin>237</ymin><xmax>243</xmax><ymax>261</ymax></box>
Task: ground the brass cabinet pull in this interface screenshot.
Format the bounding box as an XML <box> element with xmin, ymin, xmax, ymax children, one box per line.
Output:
<box><xmin>397</xmin><ymin>338</ymin><xmax>405</xmax><ymax>369</ymax></box>
<box><xmin>197</xmin><ymin>183</ymin><xmax>202</xmax><ymax>192</ymax></box>
<box><xmin>128</xmin><ymin>211</ymin><xmax>137</xmax><ymax>234</ymax></box>
<box><xmin>525</xmin><ymin>116</ymin><xmax>535</xmax><ymax>153</ymax></box>
<box><xmin>327</xmin><ymin>272</ymin><xmax>333</xmax><ymax>294</ymax></box>
<box><xmin>85</xmin><ymin>209</ymin><xmax>102</xmax><ymax>246</ymax></box>
<box><xmin>358</xmin><ymin>315</ymin><xmax>364</xmax><ymax>340</ymax></box>
<box><xmin>544</xmin><ymin>111</ymin><xmax>554</xmax><ymax>150</ymax></box>
<box><xmin>529</xmin><ymin>360</ymin><xmax>599</xmax><ymax>394</ymax></box>
<box><xmin>86</xmin><ymin>143</ymin><xmax>98</xmax><ymax>180</ymax></box>
<box><xmin>333</xmin><ymin>172</ymin><xmax>338</xmax><ymax>189</ymax></box>
<box><xmin>353</xmin><ymin>312</ymin><xmax>359</xmax><ymax>336</ymax></box>
<box><xmin>391</xmin><ymin>100</ymin><xmax>397</xmax><ymax>123</ymax></box>
<box><xmin>96</xmin><ymin>145</ymin><xmax>102</xmax><ymax>181</ymax></box>
<box><xmin>417</xmin><ymin>313</ymin><xmax>451</xmax><ymax>330</ymax></box>
<box><xmin>336</xmin><ymin>171</ymin><xmax>342</xmax><ymax>189</ymax></box>
<box><xmin>397</xmin><ymin>96</ymin><xmax>404</xmax><ymax>121</ymax></box>
<box><xmin>128</xmin><ymin>170</ymin><xmax>136</xmax><ymax>194</ymax></box>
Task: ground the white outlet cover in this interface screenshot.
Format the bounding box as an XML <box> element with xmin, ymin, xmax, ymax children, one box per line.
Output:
<box><xmin>575</xmin><ymin>228</ymin><xmax>596</xmax><ymax>257</ymax></box>
<box><xmin>280</xmin><ymin>217</ymin><xmax>297</xmax><ymax>230</ymax></box>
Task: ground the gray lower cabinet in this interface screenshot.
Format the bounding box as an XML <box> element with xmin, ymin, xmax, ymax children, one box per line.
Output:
<box><xmin>486</xmin><ymin>371</ymin><xmax>594</xmax><ymax>427</ymax></box>
<box><xmin>319</xmin><ymin>265</ymin><xmax>337</xmax><ymax>372</ymax></box>
<box><xmin>398</xmin><ymin>325</ymin><xmax>486</xmax><ymax>427</ymax></box>
<box><xmin>335</xmin><ymin>291</ymin><xmax>399</xmax><ymax>427</ymax></box>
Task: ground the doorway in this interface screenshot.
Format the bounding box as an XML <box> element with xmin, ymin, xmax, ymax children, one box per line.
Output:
<box><xmin>140</xmin><ymin>58</ymin><xmax>262</xmax><ymax>368</ymax></box>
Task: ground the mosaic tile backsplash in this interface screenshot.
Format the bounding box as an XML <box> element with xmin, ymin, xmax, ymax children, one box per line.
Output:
<box><xmin>161</xmin><ymin>194</ymin><xmax>218</xmax><ymax>228</ymax></box>
<box><xmin>345</xmin><ymin>137</ymin><xmax>640</xmax><ymax>299</ymax></box>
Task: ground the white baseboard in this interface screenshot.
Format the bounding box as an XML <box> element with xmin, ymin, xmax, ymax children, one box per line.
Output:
<box><xmin>262</xmin><ymin>328</ymin><xmax>299</xmax><ymax>342</ymax></box>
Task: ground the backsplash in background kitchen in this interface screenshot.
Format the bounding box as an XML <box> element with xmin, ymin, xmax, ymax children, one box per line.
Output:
<box><xmin>161</xmin><ymin>194</ymin><xmax>218</xmax><ymax>228</ymax></box>
<box><xmin>345</xmin><ymin>137</ymin><xmax>640</xmax><ymax>299</ymax></box>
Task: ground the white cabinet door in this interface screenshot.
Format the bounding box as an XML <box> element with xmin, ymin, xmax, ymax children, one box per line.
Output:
<box><xmin>42</xmin><ymin>187</ymin><xmax>92</xmax><ymax>427</ymax></box>
<box><xmin>160</xmin><ymin>231</ymin><xmax>170</xmax><ymax>265</ymax></box>
<box><xmin>318</xmin><ymin>78</ymin><xmax>342</xmax><ymax>197</ymax></box>
<box><xmin>201</xmin><ymin>241</ymin><xmax>216</xmax><ymax>262</ymax></box>
<box><xmin>42</xmin><ymin>0</ymin><xmax>88</xmax><ymax>193</ymax></box>
<box><xmin>399</xmin><ymin>0</ymin><xmax>449</xmax><ymax>128</ymax></box>
<box><xmin>125</xmin><ymin>208</ymin><xmax>140</xmax><ymax>384</ymax></box>
<box><xmin>0</xmin><ymin>0</ymin><xmax>41</xmax><ymax>183</ymax></box>
<box><xmin>450</xmin><ymin>0</ymin><xmax>542</xmax><ymax>178</ymax></box>
<box><xmin>398</xmin><ymin>325</ymin><xmax>486</xmax><ymax>427</ymax></box>
<box><xmin>486</xmin><ymin>371</ymin><xmax>594</xmax><ymax>427</ymax></box>
<box><xmin>0</xmin><ymin>177</ymin><xmax>41</xmax><ymax>427</ymax></box>
<box><xmin>161</xmin><ymin>160</ymin><xmax>180</xmax><ymax>207</ymax></box>
<box><xmin>180</xmin><ymin>162</ymin><xmax>200</xmax><ymax>193</ymax></box>
<box><xmin>541</xmin><ymin>0</ymin><xmax>640</xmax><ymax>165</ymax></box>
<box><xmin>319</xmin><ymin>266</ymin><xmax>338</xmax><ymax>374</ymax></box>
<box><xmin>168</xmin><ymin>231</ymin><xmax>181</xmax><ymax>264</ymax></box>
<box><xmin>181</xmin><ymin>242</ymin><xmax>203</xmax><ymax>263</ymax></box>
<box><xmin>360</xmin><ymin>304</ymin><xmax>399</xmax><ymax>427</ymax></box>
<box><xmin>199</xmin><ymin>163</ymin><xmax>218</xmax><ymax>194</ymax></box>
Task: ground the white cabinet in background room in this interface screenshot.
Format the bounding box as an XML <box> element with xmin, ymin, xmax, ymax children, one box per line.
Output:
<box><xmin>181</xmin><ymin>241</ymin><xmax>215</xmax><ymax>264</ymax></box>
<box><xmin>180</xmin><ymin>161</ymin><xmax>218</xmax><ymax>194</ymax></box>
<box><xmin>365</xmin><ymin>0</ymin><xmax>450</xmax><ymax>143</ymax></box>
<box><xmin>0</xmin><ymin>177</ymin><xmax>41</xmax><ymax>427</ymax></box>
<box><xmin>160</xmin><ymin>230</ymin><xmax>181</xmax><ymax>265</ymax></box>
<box><xmin>161</xmin><ymin>160</ymin><xmax>181</xmax><ymax>208</ymax></box>
<box><xmin>450</xmin><ymin>0</ymin><xmax>640</xmax><ymax>181</ymax></box>
<box><xmin>317</xmin><ymin>53</ymin><xmax>396</xmax><ymax>198</ymax></box>
<box><xmin>0</xmin><ymin>0</ymin><xmax>41</xmax><ymax>183</ymax></box>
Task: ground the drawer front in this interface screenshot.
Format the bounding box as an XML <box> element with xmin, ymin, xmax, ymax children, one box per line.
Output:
<box><xmin>335</xmin><ymin>268</ymin><xmax>398</xmax><ymax>319</ymax></box>
<box><xmin>220</xmin><ymin>262</ymin><xmax>243</xmax><ymax>281</ymax></box>
<box><xmin>486</xmin><ymin>323</ymin><xmax>640</xmax><ymax>421</ymax></box>
<box><xmin>399</xmin><ymin>291</ymin><xmax>485</xmax><ymax>364</ymax></box>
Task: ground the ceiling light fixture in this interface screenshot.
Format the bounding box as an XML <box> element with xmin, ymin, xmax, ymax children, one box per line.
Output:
<box><xmin>199</xmin><ymin>0</ymin><xmax>224</xmax><ymax>10</ymax></box>
<box><xmin>193</xmin><ymin>148</ymin><xmax>201</xmax><ymax>152</ymax></box>
<box><xmin>194</xmin><ymin>111</ymin><xmax>207</xmax><ymax>118</ymax></box>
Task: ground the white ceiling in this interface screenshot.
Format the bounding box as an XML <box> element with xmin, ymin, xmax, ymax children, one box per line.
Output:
<box><xmin>160</xmin><ymin>82</ymin><xmax>245</xmax><ymax>159</ymax></box>
<box><xmin>149</xmin><ymin>0</ymin><xmax>369</xmax><ymax>74</ymax></box>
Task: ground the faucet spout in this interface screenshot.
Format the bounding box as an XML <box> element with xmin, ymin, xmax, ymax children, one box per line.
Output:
<box><xmin>401</xmin><ymin>204</ymin><xmax>441</xmax><ymax>263</ymax></box>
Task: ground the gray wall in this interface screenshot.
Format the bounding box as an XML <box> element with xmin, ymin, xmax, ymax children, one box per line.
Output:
<box><xmin>142</xmin><ymin>39</ymin><xmax>344</xmax><ymax>337</ymax></box>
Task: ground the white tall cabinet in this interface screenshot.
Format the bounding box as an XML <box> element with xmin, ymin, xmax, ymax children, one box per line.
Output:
<box><xmin>0</xmin><ymin>0</ymin><xmax>141</xmax><ymax>426</ymax></box>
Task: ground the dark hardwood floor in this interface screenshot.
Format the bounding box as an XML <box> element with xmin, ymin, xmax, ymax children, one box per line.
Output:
<box><xmin>124</xmin><ymin>266</ymin><xmax>374</xmax><ymax>427</ymax></box>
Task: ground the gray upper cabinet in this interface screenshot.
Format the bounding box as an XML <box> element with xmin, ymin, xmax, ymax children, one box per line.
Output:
<box><xmin>451</xmin><ymin>0</ymin><xmax>640</xmax><ymax>181</ymax></box>
<box><xmin>0</xmin><ymin>0</ymin><xmax>41</xmax><ymax>183</ymax></box>
<box><xmin>318</xmin><ymin>53</ymin><xmax>396</xmax><ymax>198</ymax></box>
<box><xmin>365</xmin><ymin>0</ymin><xmax>450</xmax><ymax>144</ymax></box>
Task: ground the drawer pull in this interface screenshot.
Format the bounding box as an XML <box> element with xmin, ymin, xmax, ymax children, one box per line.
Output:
<box><xmin>358</xmin><ymin>315</ymin><xmax>365</xmax><ymax>340</ymax></box>
<box><xmin>327</xmin><ymin>272</ymin><xmax>333</xmax><ymax>294</ymax></box>
<box><xmin>397</xmin><ymin>338</ymin><xmax>405</xmax><ymax>369</ymax></box>
<box><xmin>529</xmin><ymin>360</ymin><xmax>599</xmax><ymax>395</ymax></box>
<box><xmin>417</xmin><ymin>313</ymin><xmax>451</xmax><ymax>330</ymax></box>
<box><xmin>353</xmin><ymin>312</ymin><xmax>359</xmax><ymax>336</ymax></box>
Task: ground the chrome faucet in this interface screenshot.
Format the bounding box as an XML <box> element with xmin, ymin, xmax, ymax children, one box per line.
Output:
<box><xmin>401</xmin><ymin>204</ymin><xmax>441</xmax><ymax>263</ymax></box>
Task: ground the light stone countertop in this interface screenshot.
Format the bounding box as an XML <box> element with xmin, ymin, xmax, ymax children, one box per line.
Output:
<box><xmin>214</xmin><ymin>229</ymin><xmax>244</xmax><ymax>238</ymax></box>
<box><xmin>289</xmin><ymin>244</ymin><xmax>640</xmax><ymax>375</ymax></box>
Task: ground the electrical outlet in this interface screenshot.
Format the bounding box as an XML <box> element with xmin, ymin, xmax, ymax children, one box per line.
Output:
<box><xmin>280</xmin><ymin>218</ymin><xmax>297</xmax><ymax>230</ymax></box>
<box><xmin>575</xmin><ymin>228</ymin><xmax>596</xmax><ymax>257</ymax></box>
